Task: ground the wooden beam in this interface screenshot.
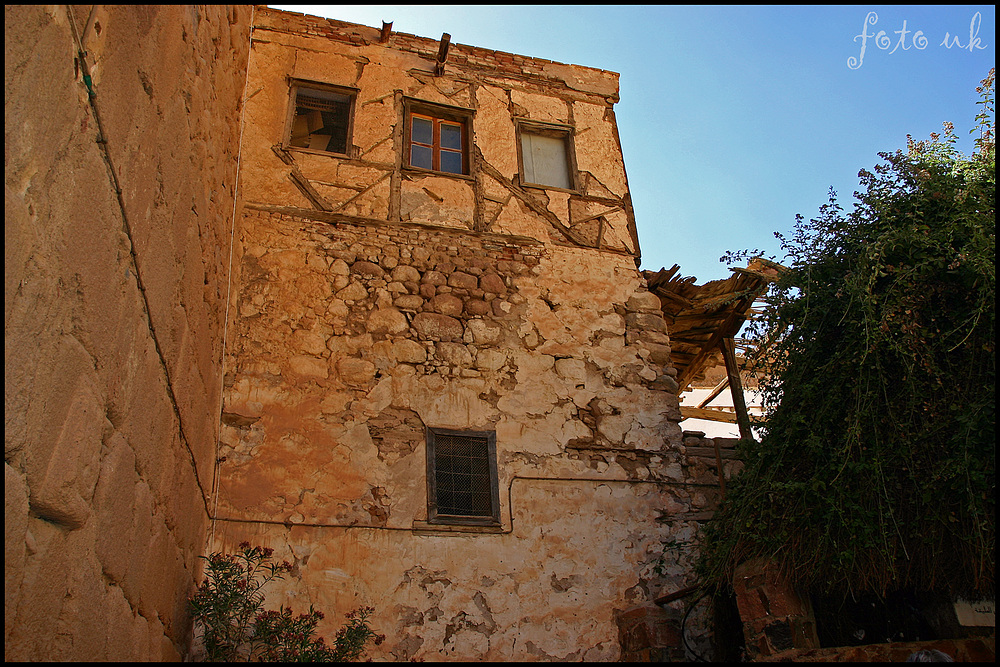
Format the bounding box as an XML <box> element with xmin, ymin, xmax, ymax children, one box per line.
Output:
<box><xmin>714</xmin><ymin>435</ymin><xmax>727</xmax><ymax>496</ymax></box>
<box><xmin>288</xmin><ymin>171</ymin><xmax>333</xmax><ymax>212</ymax></box>
<box><xmin>720</xmin><ymin>336</ymin><xmax>753</xmax><ymax>441</ymax></box>
<box><xmin>435</xmin><ymin>32</ymin><xmax>451</xmax><ymax>75</ymax></box>
<box><xmin>679</xmin><ymin>406</ymin><xmax>738</xmax><ymax>424</ymax></box>
<box><xmin>696</xmin><ymin>375</ymin><xmax>730</xmax><ymax>409</ymax></box>
<box><xmin>675</xmin><ymin>307</ymin><xmax>744</xmax><ymax>392</ymax></box>
<box><xmin>685</xmin><ymin>446</ymin><xmax>739</xmax><ymax>459</ymax></box>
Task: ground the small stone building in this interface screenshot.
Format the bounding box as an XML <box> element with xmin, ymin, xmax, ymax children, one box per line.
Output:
<box><xmin>210</xmin><ymin>7</ymin><xmax>722</xmax><ymax>661</ymax></box>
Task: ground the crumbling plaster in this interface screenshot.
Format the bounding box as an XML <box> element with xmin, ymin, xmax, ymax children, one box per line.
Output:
<box><xmin>209</xmin><ymin>8</ymin><xmax>717</xmax><ymax>661</ymax></box>
<box><xmin>239</xmin><ymin>8</ymin><xmax>639</xmax><ymax>254</ymax></box>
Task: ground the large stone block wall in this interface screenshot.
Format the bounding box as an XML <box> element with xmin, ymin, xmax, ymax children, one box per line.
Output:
<box><xmin>5</xmin><ymin>5</ymin><xmax>250</xmax><ymax>660</ymax></box>
<box><xmin>211</xmin><ymin>206</ymin><xmax>725</xmax><ymax>659</ymax></box>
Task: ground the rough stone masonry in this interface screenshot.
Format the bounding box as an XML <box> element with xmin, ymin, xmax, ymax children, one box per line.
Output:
<box><xmin>210</xmin><ymin>8</ymin><xmax>724</xmax><ymax>661</ymax></box>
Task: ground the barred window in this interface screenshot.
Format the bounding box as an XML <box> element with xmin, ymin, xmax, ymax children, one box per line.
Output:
<box><xmin>426</xmin><ymin>428</ymin><xmax>499</xmax><ymax>525</ymax></box>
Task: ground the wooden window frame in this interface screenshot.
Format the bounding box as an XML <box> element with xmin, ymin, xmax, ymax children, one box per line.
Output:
<box><xmin>516</xmin><ymin>120</ymin><xmax>579</xmax><ymax>192</ymax></box>
<box><xmin>403</xmin><ymin>98</ymin><xmax>474</xmax><ymax>179</ymax></box>
<box><xmin>283</xmin><ymin>79</ymin><xmax>357</xmax><ymax>158</ymax></box>
<box><xmin>425</xmin><ymin>427</ymin><xmax>500</xmax><ymax>526</ymax></box>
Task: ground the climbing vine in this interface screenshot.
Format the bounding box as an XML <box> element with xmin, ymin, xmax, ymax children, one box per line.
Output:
<box><xmin>699</xmin><ymin>69</ymin><xmax>995</xmax><ymax>598</ymax></box>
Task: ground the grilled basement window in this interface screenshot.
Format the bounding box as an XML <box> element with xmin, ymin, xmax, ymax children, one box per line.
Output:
<box><xmin>518</xmin><ymin>122</ymin><xmax>576</xmax><ymax>191</ymax></box>
<box><xmin>426</xmin><ymin>428</ymin><xmax>500</xmax><ymax>525</ymax></box>
<box><xmin>286</xmin><ymin>82</ymin><xmax>354</xmax><ymax>155</ymax></box>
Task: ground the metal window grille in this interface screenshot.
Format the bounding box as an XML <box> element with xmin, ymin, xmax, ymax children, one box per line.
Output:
<box><xmin>427</xmin><ymin>429</ymin><xmax>498</xmax><ymax>524</ymax></box>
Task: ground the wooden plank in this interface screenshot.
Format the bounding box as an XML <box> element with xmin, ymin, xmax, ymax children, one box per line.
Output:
<box><xmin>686</xmin><ymin>446</ymin><xmax>739</xmax><ymax>459</ymax></box>
<box><xmin>675</xmin><ymin>308</ymin><xmax>744</xmax><ymax>392</ymax></box>
<box><xmin>679</xmin><ymin>405</ymin><xmax>738</xmax><ymax>424</ymax></box>
<box><xmin>696</xmin><ymin>375</ymin><xmax>730</xmax><ymax>408</ymax></box>
<box><xmin>721</xmin><ymin>336</ymin><xmax>753</xmax><ymax>441</ymax></box>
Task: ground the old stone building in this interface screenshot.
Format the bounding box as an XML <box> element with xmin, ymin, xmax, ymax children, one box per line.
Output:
<box><xmin>210</xmin><ymin>7</ymin><xmax>720</xmax><ymax>661</ymax></box>
<box><xmin>6</xmin><ymin>5</ymin><xmax>745</xmax><ymax>661</ymax></box>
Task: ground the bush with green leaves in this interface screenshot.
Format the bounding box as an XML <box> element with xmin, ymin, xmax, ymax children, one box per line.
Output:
<box><xmin>189</xmin><ymin>542</ymin><xmax>384</xmax><ymax>661</ymax></box>
<box><xmin>699</xmin><ymin>69</ymin><xmax>995</xmax><ymax>599</ymax></box>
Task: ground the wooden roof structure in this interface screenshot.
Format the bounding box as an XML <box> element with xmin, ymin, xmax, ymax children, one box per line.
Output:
<box><xmin>643</xmin><ymin>257</ymin><xmax>783</xmax><ymax>490</ymax></box>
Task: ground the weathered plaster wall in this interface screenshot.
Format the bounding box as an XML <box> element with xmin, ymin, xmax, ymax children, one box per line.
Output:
<box><xmin>240</xmin><ymin>8</ymin><xmax>640</xmax><ymax>258</ymax></box>
<box><xmin>211</xmin><ymin>8</ymin><xmax>720</xmax><ymax>660</ymax></box>
<box><xmin>215</xmin><ymin>209</ymin><xmax>710</xmax><ymax>660</ymax></box>
<box><xmin>5</xmin><ymin>5</ymin><xmax>250</xmax><ymax>660</ymax></box>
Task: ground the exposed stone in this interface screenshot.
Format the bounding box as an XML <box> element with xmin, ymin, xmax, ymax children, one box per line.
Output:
<box><xmin>625</xmin><ymin>291</ymin><xmax>661</xmax><ymax>312</ymax></box>
<box><xmin>466</xmin><ymin>319</ymin><xmax>502</xmax><ymax>345</ymax></box>
<box><xmin>479</xmin><ymin>272</ymin><xmax>506</xmax><ymax>294</ymax></box>
<box><xmin>331</xmin><ymin>258</ymin><xmax>350</xmax><ymax>275</ymax></box>
<box><xmin>336</xmin><ymin>280</ymin><xmax>369</xmax><ymax>302</ymax></box>
<box><xmin>351</xmin><ymin>260</ymin><xmax>386</xmax><ymax>278</ymax></box>
<box><xmin>474</xmin><ymin>348</ymin><xmax>507</xmax><ymax>371</ymax></box>
<box><xmin>428</xmin><ymin>294</ymin><xmax>464</xmax><ymax>317</ymax></box>
<box><xmin>411</xmin><ymin>312</ymin><xmax>465</xmax><ymax>341</ymax></box>
<box><xmin>336</xmin><ymin>357</ymin><xmax>377</xmax><ymax>385</ymax></box>
<box><xmin>645</xmin><ymin>342</ymin><xmax>673</xmax><ymax>367</ymax></box>
<box><xmin>392</xmin><ymin>339</ymin><xmax>427</xmax><ymax>364</ymax></box>
<box><xmin>290</xmin><ymin>355</ymin><xmax>329</xmax><ymax>379</ymax></box>
<box><xmin>436</xmin><ymin>342</ymin><xmax>474</xmax><ymax>367</ymax></box>
<box><xmin>292</xmin><ymin>329</ymin><xmax>328</xmax><ymax>355</ymax></box>
<box><xmin>448</xmin><ymin>271</ymin><xmax>479</xmax><ymax>290</ymax></box>
<box><xmin>464</xmin><ymin>299</ymin><xmax>491</xmax><ymax>316</ymax></box>
<box><xmin>367</xmin><ymin>306</ymin><xmax>410</xmax><ymax>334</ymax></box>
<box><xmin>391</xmin><ymin>265</ymin><xmax>421</xmax><ymax>283</ymax></box>
<box><xmin>394</xmin><ymin>294</ymin><xmax>425</xmax><ymax>310</ymax></box>
<box><xmin>421</xmin><ymin>270</ymin><xmax>447</xmax><ymax>286</ymax></box>
<box><xmin>625</xmin><ymin>312</ymin><xmax>667</xmax><ymax>333</ymax></box>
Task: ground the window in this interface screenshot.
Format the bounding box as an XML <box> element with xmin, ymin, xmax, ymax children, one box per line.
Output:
<box><xmin>426</xmin><ymin>428</ymin><xmax>499</xmax><ymax>525</ymax></box>
<box><xmin>286</xmin><ymin>82</ymin><xmax>354</xmax><ymax>155</ymax></box>
<box><xmin>518</xmin><ymin>123</ymin><xmax>576</xmax><ymax>190</ymax></box>
<box><xmin>404</xmin><ymin>100</ymin><xmax>473</xmax><ymax>176</ymax></box>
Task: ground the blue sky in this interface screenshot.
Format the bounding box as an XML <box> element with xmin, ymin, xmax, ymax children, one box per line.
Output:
<box><xmin>271</xmin><ymin>5</ymin><xmax>995</xmax><ymax>282</ymax></box>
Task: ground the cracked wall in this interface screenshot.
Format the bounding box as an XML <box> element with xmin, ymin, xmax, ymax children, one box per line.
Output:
<box><xmin>5</xmin><ymin>5</ymin><xmax>251</xmax><ymax>661</ymax></box>
<box><xmin>211</xmin><ymin>7</ymin><xmax>715</xmax><ymax>661</ymax></box>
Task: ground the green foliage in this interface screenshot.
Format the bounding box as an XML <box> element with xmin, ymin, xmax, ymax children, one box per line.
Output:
<box><xmin>189</xmin><ymin>542</ymin><xmax>384</xmax><ymax>661</ymax></box>
<box><xmin>700</xmin><ymin>69</ymin><xmax>995</xmax><ymax>598</ymax></box>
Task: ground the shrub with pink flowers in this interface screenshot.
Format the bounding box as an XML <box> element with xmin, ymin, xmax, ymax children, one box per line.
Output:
<box><xmin>189</xmin><ymin>542</ymin><xmax>384</xmax><ymax>661</ymax></box>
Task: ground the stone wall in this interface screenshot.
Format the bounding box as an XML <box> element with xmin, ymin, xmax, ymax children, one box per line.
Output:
<box><xmin>205</xmin><ymin>9</ymin><xmax>736</xmax><ymax>660</ymax></box>
<box><xmin>215</xmin><ymin>206</ymin><xmax>704</xmax><ymax>660</ymax></box>
<box><xmin>5</xmin><ymin>5</ymin><xmax>250</xmax><ymax>660</ymax></box>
